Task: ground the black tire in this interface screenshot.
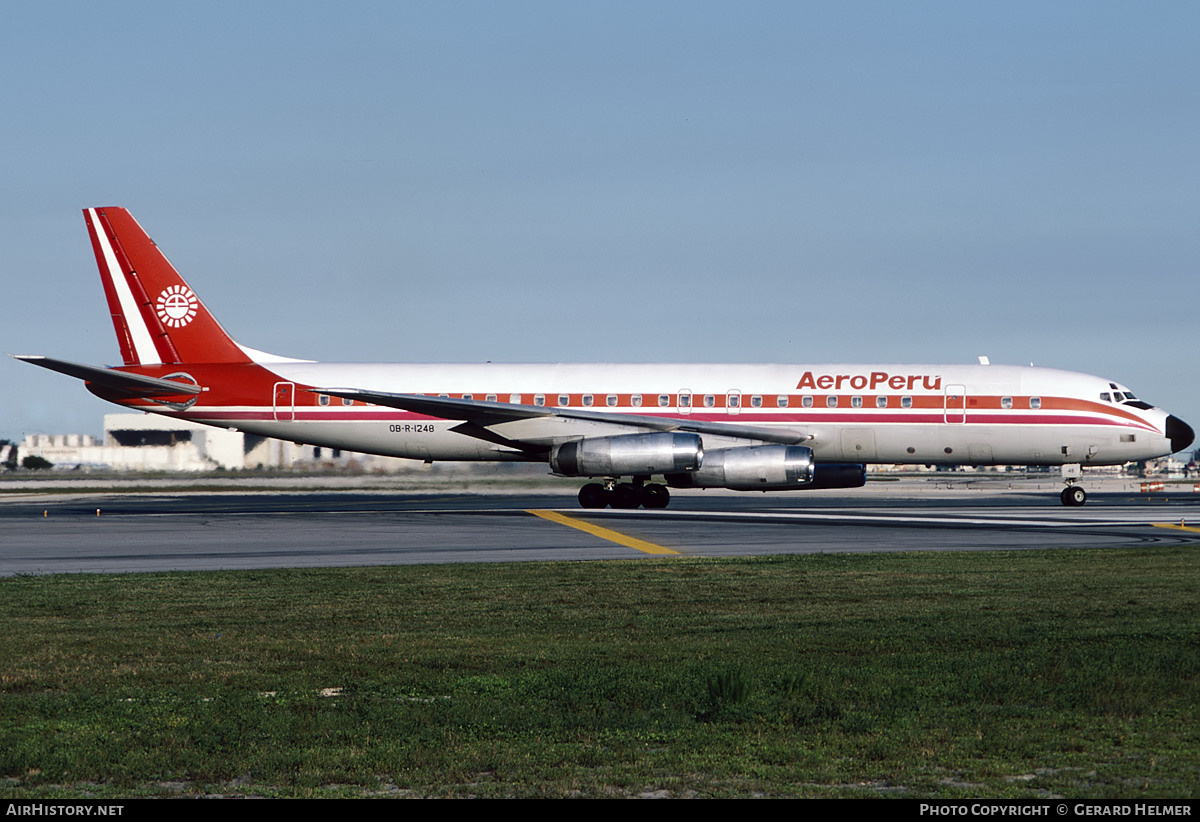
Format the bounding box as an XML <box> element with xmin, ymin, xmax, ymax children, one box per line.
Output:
<box><xmin>641</xmin><ymin>483</ymin><xmax>670</xmax><ymax>509</ymax></box>
<box><xmin>1060</xmin><ymin>486</ymin><xmax>1087</xmax><ymax>506</ymax></box>
<box><xmin>578</xmin><ymin>483</ymin><xmax>610</xmax><ymax>509</ymax></box>
<box><xmin>610</xmin><ymin>482</ymin><xmax>643</xmax><ymax>509</ymax></box>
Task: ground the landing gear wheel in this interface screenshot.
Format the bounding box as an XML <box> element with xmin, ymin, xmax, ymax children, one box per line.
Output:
<box><xmin>1061</xmin><ymin>486</ymin><xmax>1087</xmax><ymax>507</ymax></box>
<box><xmin>578</xmin><ymin>483</ymin><xmax>610</xmax><ymax>509</ymax></box>
<box><xmin>640</xmin><ymin>483</ymin><xmax>670</xmax><ymax>509</ymax></box>
<box><xmin>610</xmin><ymin>482</ymin><xmax>643</xmax><ymax>509</ymax></box>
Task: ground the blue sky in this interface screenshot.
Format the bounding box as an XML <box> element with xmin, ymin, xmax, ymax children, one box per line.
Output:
<box><xmin>3</xmin><ymin>1</ymin><xmax>1198</xmax><ymax>443</ymax></box>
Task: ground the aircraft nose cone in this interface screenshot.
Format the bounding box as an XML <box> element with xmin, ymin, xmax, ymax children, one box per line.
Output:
<box><xmin>1166</xmin><ymin>415</ymin><xmax>1195</xmax><ymax>453</ymax></box>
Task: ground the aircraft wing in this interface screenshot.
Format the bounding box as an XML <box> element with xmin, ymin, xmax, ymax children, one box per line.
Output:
<box><xmin>313</xmin><ymin>387</ymin><xmax>811</xmax><ymax>445</ymax></box>
<box><xmin>12</xmin><ymin>355</ymin><xmax>202</xmax><ymax>397</ymax></box>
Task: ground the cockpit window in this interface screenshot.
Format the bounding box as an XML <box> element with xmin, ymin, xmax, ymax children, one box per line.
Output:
<box><xmin>1100</xmin><ymin>392</ymin><xmax>1111</xmax><ymax>402</ymax></box>
<box><xmin>1111</xmin><ymin>386</ymin><xmax>1152</xmax><ymax>410</ymax></box>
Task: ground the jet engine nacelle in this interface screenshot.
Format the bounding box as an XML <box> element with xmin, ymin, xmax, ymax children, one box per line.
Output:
<box><xmin>550</xmin><ymin>432</ymin><xmax>703</xmax><ymax>477</ymax></box>
<box><xmin>664</xmin><ymin>445</ymin><xmax>867</xmax><ymax>491</ymax></box>
<box><xmin>665</xmin><ymin>444</ymin><xmax>814</xmax><ymax>490</ymax></box>
<box><xmin>807</xmin><ymin>462</ymin><xmax>867</xmax><ymax>489</ymax></box>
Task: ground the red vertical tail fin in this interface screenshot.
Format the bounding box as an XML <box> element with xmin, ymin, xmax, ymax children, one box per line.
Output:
<box><xmin>84</xmin><ymin>207</ymin><xmax>251</xmax><ymax>365</ymax></box>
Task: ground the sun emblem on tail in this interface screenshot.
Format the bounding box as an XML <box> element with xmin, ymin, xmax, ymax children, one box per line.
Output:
<box><xmin>156</xmin><ymin>285</ymin><xmax>198</xmax><ymax>328</ymax></box>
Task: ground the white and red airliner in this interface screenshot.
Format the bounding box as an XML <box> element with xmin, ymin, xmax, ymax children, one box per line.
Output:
<box><xmin>16</xmin><ymin>207</ymin><xmax>1194</xmax><ymax>508</ymax></box>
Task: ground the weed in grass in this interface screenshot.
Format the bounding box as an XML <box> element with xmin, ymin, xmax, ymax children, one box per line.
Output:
<box><xmin>700</xmin><ymin>664</ymin><xmax>753</xmax><ymax>721</ymax></box>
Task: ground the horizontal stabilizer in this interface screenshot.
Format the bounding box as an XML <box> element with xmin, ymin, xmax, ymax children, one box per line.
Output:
<box><xmin>12</xmin><ymin>355</ymin><xmax>202</xmax><ymax>397</ymax></box>
<box><xmin>314</xmin><ymin>387</ymin><xmax>810</xmax><ymax>445</ymax></box>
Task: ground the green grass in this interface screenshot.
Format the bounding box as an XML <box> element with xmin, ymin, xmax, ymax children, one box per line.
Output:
<box><xmin>2</xmin><ymin>548</ymin><xmax>1198</xmax><ymax>798</ymax></box>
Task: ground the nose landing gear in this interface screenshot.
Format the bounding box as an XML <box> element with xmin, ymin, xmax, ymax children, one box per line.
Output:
<box><xmin>1060</xmin><ymin>484</ymin><xmax>1087</xmax><ymax>506</ymax></box>
<box><xmin>1060</xmin><ymin>463</ymin><xmax>1087</xmax><ymax>506</ymax></box>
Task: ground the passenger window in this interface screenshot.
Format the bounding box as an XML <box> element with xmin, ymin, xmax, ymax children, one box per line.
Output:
<box><xmin>557</xmin><ymin>394</ymin><xmax>569</xmax><ymax>407</ymax></box>
<box><xmin>728</xmin><ymin>394</ymin><xmax>740</xmax><ymax>408</ymax></box>
<box><xmin>801</xmin><ymin>395</ymin><xmax>813</xmax><ymax>408</ymax></box>
<box><xmin>486</xmin><ymin>394</ymin><xmax>497</xmax><ymax>402</ymax></box>
<box><xmin>704</xmin><ymin>394</ymin><xmax>716</xmax><ymax>407</ymax></box>
<box><xmin>901</xmin><ymin>396</ymin><xmax>912</xmax><ymax>408</ymax></box>
<box><xmin>631</xmin><ymin>394</ymin><xmax>642</xmax><ymax>407</ymax></box>
<box><xmin>826</xmin><ymin>396</ymin><xmax>838</xmax><ymax>408</ymax></box>
<box><xmin>679</xmin><ymin>394</ymin><xmax>691</xmax><ymax>408</ymax></box>
<box><xmin>658</xmin><ymin>394</ymin><xmax>670</xmax><ymax>407</ymax></box>
<box><xmin>318</xmin><ymin>394</ymin><xmax>330</xmax><ymax>406</ymax></box>
<box><xmin>1030</xmin><ymin>397</ymin><xmax>1042</xmax><ymax>409</ymax></box>
<box><xmin>851</xmin><ymin>396</ymin><xmax>863</xmax><ymax>408</ymax></box>
<box><xmin>750</xmin><ymin>395</ymin><xmax>763</xmax><ymax>408</ymax></box>
<box><xmin>875</xmin><ymin>396</ymin><xmax>887</xmax><ymax>408</ymax></box>
<box><xmin>509</xmin><ymin>394</ymin><xmax>522</xmax><ymax>404</ymax></box>
<box><xmin>1001</xmin><ymin>396</ymin><xmax>1013</xmax><ymax>409</ymax></box>
<box><xmin>777</xmin><ymin>395</ymin><xmax>789</xmax><ymax>408</ymax></box>
<box><xmin>582</xmin><ymin>394</ymin><xmax>594</xmax><ymax>407</ymax></box>
<box><xmin>342</xmin><ymin>397</ymin><xmax>354</xmax><ymax>406</ymax></box>
<box><xmin>534</xmin><ymin>394</ymin><xmax>545</xmax><ymax>407</ymax></box>
<box><xmin>606</xmin><ymin>394</ymin><xmax>618</xmax><ymax>407</ymax></box>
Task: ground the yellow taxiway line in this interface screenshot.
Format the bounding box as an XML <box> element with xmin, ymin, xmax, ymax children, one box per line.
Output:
<box><xmin>527</xmin><ymin>509</ymin><xmax>680</xmax><ymax>555</ymax></box>
<box><xmin>1151</xmin><ymin>522</ymin><xmax>1200</xmax><ymax>534</ymax></box>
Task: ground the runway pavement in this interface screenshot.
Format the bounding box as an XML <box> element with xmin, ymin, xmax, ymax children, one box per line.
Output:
<box><xmin>2</xmin><ymin>479</ymin><xmax>1199</xmax><ymax>575</ymax></box>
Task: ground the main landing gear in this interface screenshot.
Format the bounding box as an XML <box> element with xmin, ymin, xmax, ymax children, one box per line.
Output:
<box><xmin>578</xmin><ymin>478</ymin><xmax>670</xmax><ymax>509</ymax></box>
